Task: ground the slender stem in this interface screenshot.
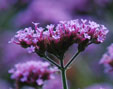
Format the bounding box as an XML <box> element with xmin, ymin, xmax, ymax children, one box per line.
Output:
<box><xmin>44</xmin><ymin>55</ymin><xmax>61</xmax><ymax>69</ymax></box>
<box><xmin>61</xmin><ymin>69</ymin><xmax>68</xmax><ymax>89</ymax></box>
<box><xmin>65</xmin><ymin>51</ymin><xmax>80</xmax><ymax>69</ymax></box>
<box><xmin>60</xmin><ymin>60</ymin><xmax>68</xmax><ymax>89</ymax></box>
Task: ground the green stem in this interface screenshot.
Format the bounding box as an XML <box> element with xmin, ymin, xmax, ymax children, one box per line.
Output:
<box><xmin>65</xmin><ymin>51</ymin><xmax>80</xmax><ymax>69</ymax></box>
<box><xmin>60</xmin><ymin>60</ymin><xmax>68</xmax><ymax>89</ymax></box>
<box><xmin>61</xmin><ymin>69</ymin><xmax>68</xmax><ymax>89</ymax></box>
<box><xmin>43</xmin><ymin>50</ymin><xmax>81</xmax><ymax>89</ymax></box>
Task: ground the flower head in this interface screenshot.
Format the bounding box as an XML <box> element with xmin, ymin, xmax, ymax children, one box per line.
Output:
<box><xmin>9</xmin><ymin>19</ymin><xmax>108</xmax><ymax>58</ymax></box>
<box><xmin>8</xmin><ymin>61</ymin><xmax>57</xmax><ymax>87</ymax></box>
<box><xmin>100</xmin><ymin>43</ymin><xmax>113</xmax><ymax>72</ymax></box>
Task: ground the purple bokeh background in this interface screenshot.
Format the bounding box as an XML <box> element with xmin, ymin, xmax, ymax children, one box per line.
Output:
<box><xmin>0</xmin><ymin>0</ymin><xmax>113</xmax><ymax>89</ymax></box>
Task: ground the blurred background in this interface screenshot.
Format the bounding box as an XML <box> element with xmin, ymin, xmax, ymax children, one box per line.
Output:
<box><xmin>0</xmin><ymin>0</ymin><xmax>113</xmax><ymax>89</ymax></box>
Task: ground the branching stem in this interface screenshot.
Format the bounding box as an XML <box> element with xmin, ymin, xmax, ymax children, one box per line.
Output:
<box><xmin>65</xmin><ymin>51</ymin><xmax>80</xmax><ymax>69</ymax></box>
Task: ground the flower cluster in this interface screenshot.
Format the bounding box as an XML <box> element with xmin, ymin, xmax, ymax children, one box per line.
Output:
<box><xmin>100</xmin><ymin>43</ymin><xmax>113</xmax><ymax>72</ymax></box>
<box><xmin>9</xmin><ymin>19</ymin><xmax>108</xmax><ymax>58</ymax></box>
<box><xmin>8</xmin><ymin>61</ymin><xmax>57</xmax><ymax>87</ymax></box>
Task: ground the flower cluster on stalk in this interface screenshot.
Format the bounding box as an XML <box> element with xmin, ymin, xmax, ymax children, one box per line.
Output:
<box><xmin>100</xmin><ymin>43</ymin><xmax>113</xmax><ymax>72</ymax></box>
<box><xmin>9</xmin><ymin>19</ymin><xmax>108</xmax><ymax>58</ymax></box>
<box><xmin>8</xmin><ymin>61</ymin><xmax>57</xmax><ymax>87</ymax></box>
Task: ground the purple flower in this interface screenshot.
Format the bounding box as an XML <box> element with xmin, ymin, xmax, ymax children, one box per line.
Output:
<box><xmin>27</xmin><ymin>46</ymin><xmax>35</xmax><ymax>53</ymax></box>
<box><xmin>13</xmin><ymin>0</ymin><xmax>71</xmax><ymax>27</ymax></box>
<box><xmin>8</xmin><ymin>61</ymin><xmax>58</xmax><ymax>87</ymax></box>
<box><xmin>100</xmin><ymin>43</ymin><xmax>113</xmax><ymax>72</ymax></box>
<box><xmin>9</xmin><ymin>19</ymin><xmax>108</xmax><ymax>57</ymax></box>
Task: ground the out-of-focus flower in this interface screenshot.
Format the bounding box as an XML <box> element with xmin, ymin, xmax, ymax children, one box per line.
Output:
<box><xmin>13</xmin><ymin>0</ymin><xmax>91</xmax><ymax>27</ymax></box>
<box><xmin>9</xmin><ymin>19</ymin><xmax>109</xmax><ymax>58</ymax></box>
<box><xmin>43</xmin><ymin>75</ymin><xmax>62</xmax><ymax>89</ymax></box>
<box><xmin>14</xmin><ymin>0</ymin><xmax>71</xmax><ymax>27</ymax></box>
<box><xmin>8</xmin><ymin>61</ymin><xmax>57</xmax><ymax>87</ymax></box>
<box><xmin>84</xmin><ymin>83</ymin><xmax>113</xmax><ymax>89</ymax></box>
<box><xmin>60</xmin><ymin>0</ymin><xmax>89</xmax><ymax>12</ymax></box>
<box><xmin>100</xmin><ymin>43</ymin><xmax>113</xmax><ymax>72</ymax></box>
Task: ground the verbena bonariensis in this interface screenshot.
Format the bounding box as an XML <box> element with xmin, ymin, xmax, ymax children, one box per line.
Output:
<box><xmin>8</xmin><ymin>61</ymin><xmax>57</xmax><ymax>89</ymax></box>
<box><xmin>9</xmin><ymin>19</ymin><xmax>109</xmax><ymax>89</ymax></box>
<box><xmin>9</xmin><ymin>19</ymin><xmax>108</xmax><ymax>57</ymax></box>
<box><xmin>100</xmin><ymin>43</ymin><xmax>113</xmax><ymax>72</ymax></box>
